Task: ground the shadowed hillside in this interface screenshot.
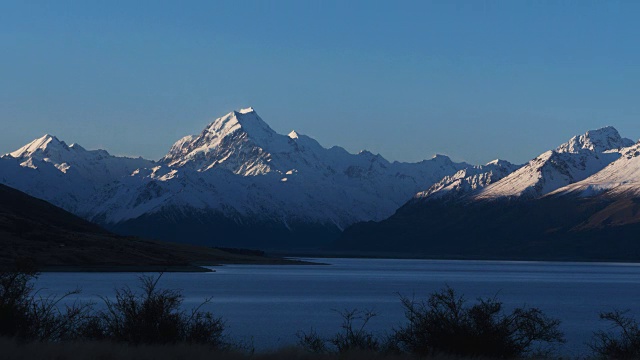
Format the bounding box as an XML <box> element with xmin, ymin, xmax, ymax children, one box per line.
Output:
<box><xmin>0</xmin><ymin>184</ymin><xmax>306</xmax><ymax>271</ymax></box>
<box><xmin>336</xmin><ymin>196</ymin><xmax>640</xmax><ymax>261</ymax></box>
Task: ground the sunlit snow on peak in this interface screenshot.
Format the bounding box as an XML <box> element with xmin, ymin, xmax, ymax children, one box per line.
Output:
<box><xmin>430</xmin><ymin>154</ymin><xmax>451</xmax><ymax>162</ymax></box>
<box><xmin>485</xmin><ymin>159</ymin><xmax>510</xmax><ymax>166</ymax></box>
<box><xmin>556</xmin><ymin>126</ymin><xmax>634</xmax><ymax>154</ymax></box>
<box><xmin>9</xmin><ymin>134</ymin><xmax>66</xmax><ymax>158</ymax></box>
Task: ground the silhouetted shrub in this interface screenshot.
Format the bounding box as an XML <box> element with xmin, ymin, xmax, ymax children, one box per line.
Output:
<box><xmin>590</xmin><ymin>310</ymin><xmax>640</xmax><ymax>359</ymax></box>
<box><xmin>24</xmin><ymin>287</ymin><xmax>94</xmax><ymax>341</ymax></box>
<box><xmin>330</xmin><ymin>309</ymin><xmax>379</xmax><ymax>353</ymax></box>
<box><xmin>298</xmin><ymin>309</ymin><xmax>380</xmax><ymax>354</ymax></box>
<box><xmin>0</xmin><ymin>263</ymin><xmax>93</xmax><ymax>341</ymax></box>
<box><xmin>90</xmin><ymin>274</ymin><xmax>226</xmax><ymax>347</ymax></box>
<box><xmin>392</xmin><ymin>286</ymin><xmax>564</xmax><ymax>358</ymax></box>
<box><xmin>0</xmin><ymin>266</ymin><xmax>34</xmax><ymax>338</ymax></box>
<box><xmin>297</xmin><ymin>328</ymin><xmax>329</xmax><ymax>354</ymax></box>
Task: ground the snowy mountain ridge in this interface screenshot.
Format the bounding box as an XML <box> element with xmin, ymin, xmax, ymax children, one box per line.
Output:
<box><xmin>472</xmin><ymin>127</ymin><xmax>634</xmax><ymax>200</ymax></box>
<box><xmin>414</xmin><ymin>159</ymin><xmax>521</xmax><ymax>201</ymax></box>
<box><xmin>2</xmin><ymin>109</ymin><xmax>638</xmax><ymax>247</ymax></box>
<box><xmin>556</xmin><ymin>126</ymin><xmax>635</xmax><ymax>154</ymax></box>
<box><xmin>1</xmin><ymin>134</ymin><xmax>155</xmax><ymax>216</ymax></box>
<box><xmin>0</xmin><ymin>108</ymin><xmax>470</xmax><ymax>244</ymax></box>
<box><xmin>549</xmin><ymin>141</ymin><xmax>640</xmax><ymax>198</ymax></box>
<box><xmin>7</xmin><ymin>134</ymin><xmax>154</xmax><ymax>180</ymax></box>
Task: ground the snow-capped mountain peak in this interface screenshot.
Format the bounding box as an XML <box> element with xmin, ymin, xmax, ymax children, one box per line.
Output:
<box><xmin>99</xmin><ymin>107</ymin><xmax>469</xmax><ymax>227</ymax></box>
<box><xmin>486</xmin><ymin>159</ymin><xmax>511</xmax><ymax>166</ymax></box>
<box><xmin>556</xmin><ymin>126</ymin><xmax>634</xmax><ymax>154</ymax></box>
<box><xmin>68</xmin><ymin>143</ymin><xmax>86</xmax><ymax>151</ymax></box>
<box><xmin>431</xmin><ymin>154</ymin><xmax>449</xmax><ymax>160</ymax></box>
<box><xmin>4</xmin><ymin>133</ymin><xmax>155</xmax><ymax>176</ymax></box>
<box><xmin>9</xmin><ymin>134</ymin><xmax>68</xmax><ymax>159</ymax></box>
<box><xmin>161</xmin><ymin>108</ymin><xmax>290</xmax><ymax>174</ymax></box>
<box><xmin>550</xmin><ymin>142</ymin><xmax>640</xmax><ymax>198</ymax></box>
<box><xmin>208</xmin><ymin>107</ymin><xmax>276</xmax><ymax>142</ymax></box>
<box><xmin>238</xmin><ymin>107</ymin><xmax>255</xmax><ymax>114</ymax></box>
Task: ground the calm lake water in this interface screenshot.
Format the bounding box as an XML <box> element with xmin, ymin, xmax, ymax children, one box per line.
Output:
<box><xmin>36</xmin><ymin>258</ymin><xmax>640</xmax><ymax>356</ymax></box>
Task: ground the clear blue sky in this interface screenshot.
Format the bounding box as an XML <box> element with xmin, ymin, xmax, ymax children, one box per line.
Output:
<box><xmin>1</xmin><ymin>1</ymin><xmax>639</xmax><ymax>164</ymax></box>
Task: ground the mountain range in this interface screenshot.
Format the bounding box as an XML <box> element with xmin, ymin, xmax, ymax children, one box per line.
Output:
<box><xmin>2</xmin><ymin>107</ymin><xmax>640</xmax><ymax>259</ymax></box>
<box><xmin>1</xmin><ymin>108</ymin><xmax>474</xmax><ymax>249</ymax></box>
<box><xmin>339</xmin><ymin>127</ymin><xmax>640</xmax><ymax>260</ymax></box>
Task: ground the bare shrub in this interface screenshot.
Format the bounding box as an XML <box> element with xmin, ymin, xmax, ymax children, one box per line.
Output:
<box><xmin>91</xmin><ymin>273</ymin><xmax>226</xmax><ymax>347</ymax></box>
<box><xmin>0</xmin><ymin>262</ymin><xmax>94</xmax><ymax>341</ymax></box>
<box><xmin>590</xmin><ymin>310</ymin><xmax>640</xmax><ymax>359</ymax></box>
<box><xmin>298</xmin><ymin>309</ymin><xmax>380</xmax><ymax>354</ymax></box>
<box><xmin>0</xmin><ymin>268</ymin><xmax>34</xmax><ymax>338</ymax></box>
<box><xmin>26</xmin><ymin>287</ymin><xmax>94</xmax><ymax>341</ymax></box>
<box><xmin>393</xmin><ymin>286</ymin><xmax>564</xmax><ymax>358</ymax></box>
<box><xmin>297</xmin><ymin>328</ymin><xmax>328</xmax><ymax>354</ymax></box>
<box><xmin>330</xmin><ymin>309</ymin><xmax>379</xmax><ymax>353</ymax></box>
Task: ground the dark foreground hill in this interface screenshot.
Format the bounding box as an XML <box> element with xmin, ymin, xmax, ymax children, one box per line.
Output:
<box><xmin>0</xmin><ymin>184</ymin><xmax>303</xmax><ymax>271</ymax></box>
<box><xmin>335</xmin><ymin>195</ymin><xmax>640</xmax><ymax>262</ymax></box>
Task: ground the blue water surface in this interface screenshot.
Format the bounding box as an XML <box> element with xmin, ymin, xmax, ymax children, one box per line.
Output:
<box><xmin>36</xmin><ymin>258</ymin><xmax>640</xmax><ymax>356</ymax></box>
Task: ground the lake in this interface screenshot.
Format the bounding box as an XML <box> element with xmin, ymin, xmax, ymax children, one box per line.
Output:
<box><xmin>36</xmin><ymin>258</ymin><xmax>640</xmax><ymax>356</ymax></box>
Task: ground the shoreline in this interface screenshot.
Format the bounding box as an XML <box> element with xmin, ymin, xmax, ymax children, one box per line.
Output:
<box><xmin>30</xmin><ymin>257</ymin><xmax>325</xmax><ymax>273</ymax></box>
<box><xmin>275</xmin><ymin>251</ymin><xmax>640</xmax><ymax>264</ymax></box>
<box><xmin>37</xmin><ymin>265</ymin><xmax>216</xmax><ymax>273</ymax></box>
<box><xmin>30</xmin><ymin>255</ymin><xmax>640</xmax><ymax>273</ymax></box>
